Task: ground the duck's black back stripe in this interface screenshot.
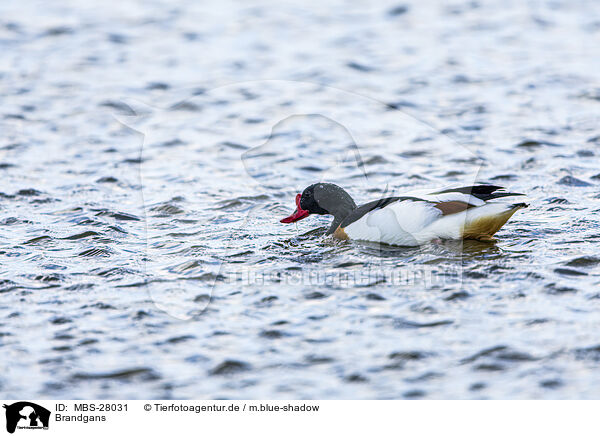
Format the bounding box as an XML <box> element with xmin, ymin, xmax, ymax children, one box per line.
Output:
<box><xmin>433</xmin><ymin>185</ymin><xmax>524</xmax><ymax>201</ymax></box>
<box><xmin>339</xmin><ymin>196</ymin><xmax>428</xmax><ymax>228</ymax></box>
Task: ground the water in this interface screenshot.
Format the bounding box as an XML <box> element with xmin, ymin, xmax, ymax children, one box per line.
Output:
<box><xmin>1</xmin><ymin>0</ymin><xmax>599</xmax><ymax>399</ymax></box>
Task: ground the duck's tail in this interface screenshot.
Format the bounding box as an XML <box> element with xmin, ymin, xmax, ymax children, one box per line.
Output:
<box><xmin>462</xmin><ymin>202</ymin><xmax>528</xmax><ymax>241</ymax></box>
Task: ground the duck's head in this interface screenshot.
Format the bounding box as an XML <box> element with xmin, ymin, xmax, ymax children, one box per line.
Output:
<box><xmin>280</xmin><ymin>183</ymin><xmax>356</xmax><ymax>224</ymax></box>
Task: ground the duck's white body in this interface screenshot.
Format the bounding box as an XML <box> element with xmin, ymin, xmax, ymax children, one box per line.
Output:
<box><xmin>337</xmin><ymin>190</ymin><xmax>527</xmax><ymax>246</ymax></box>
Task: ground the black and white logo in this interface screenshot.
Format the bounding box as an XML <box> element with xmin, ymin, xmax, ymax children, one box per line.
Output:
<box><xmin>3</xmin><ymin>402</ymin><xmax>50</xmax><ymax>434</ymax></box>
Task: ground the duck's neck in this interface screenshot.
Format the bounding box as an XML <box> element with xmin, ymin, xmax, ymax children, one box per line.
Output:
<box><xmin>324</xmin><ymin>194</ymin><xmax>357</xmax><ymax>235</ymax></box>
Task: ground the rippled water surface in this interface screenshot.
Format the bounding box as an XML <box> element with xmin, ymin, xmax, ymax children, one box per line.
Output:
<box><xmin>1</xmin><ymin>0</ymin><xmax>600</xmax><ymax>399</ymax></box>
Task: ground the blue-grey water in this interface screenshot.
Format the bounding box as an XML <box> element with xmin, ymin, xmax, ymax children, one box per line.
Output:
<box><xmin>1</xmin><ymin>0</ymin><xmax>600</xmax><ymax>399</ymax></box>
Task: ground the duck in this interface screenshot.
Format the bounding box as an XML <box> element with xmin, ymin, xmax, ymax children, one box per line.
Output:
<box><xmin>280</xmin><ymin>183</ymin><xmax>528</xmax><ymax>246</ymax></box>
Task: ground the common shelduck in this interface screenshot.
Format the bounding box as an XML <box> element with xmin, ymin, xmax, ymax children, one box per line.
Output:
<box><xmin>280</xmin><ymin>183</ymin><xmax>528</xmax><ymax>246</ymax></box>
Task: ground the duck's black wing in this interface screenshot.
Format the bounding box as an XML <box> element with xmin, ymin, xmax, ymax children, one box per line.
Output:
<box><xmin>432</xmin><ymin>185</ymin><xmax>525</xmax><ymax>201</ymax></box>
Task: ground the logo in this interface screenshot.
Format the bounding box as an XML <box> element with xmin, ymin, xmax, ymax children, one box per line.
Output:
<box><xmin>3</xmin><ymin>402</ymin><xmax>50</xmax><ymax>434</ymax></box>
